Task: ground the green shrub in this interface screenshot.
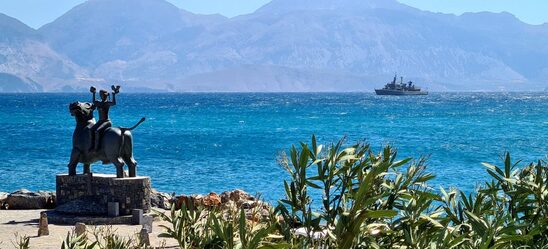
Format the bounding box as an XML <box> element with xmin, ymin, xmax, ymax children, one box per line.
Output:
<box><xmin>158</xmin><ymin>135</ymin><xmax>546</xmax><ymax>248</ymax></box>
<box><xmin>12</xmin><ymin>135</ymin><xmax>547</xmax><ymax>249</ymax></box>
<box><xmin>12</xmin><ymin>233</ymin><xmax>30</xmax><ymax>249</ymax></box>
<box><xmin>275</xmin><ymin>135</ymin><xmax>438</xmax><ymax>248</ymax></box>
<box><xmin>156</xmin><ymin>199</ymin><xmax>280</xmax><ymax>249</ymax></box>
<box><xmin>273</xmin><ymin>136</ymin><xmax>547</xmax><ymax>248</ymax></box>
<box><xmin>156</xmin><ymin>136</ymin><xmax>548</xmax><ymax>248</ymax></box>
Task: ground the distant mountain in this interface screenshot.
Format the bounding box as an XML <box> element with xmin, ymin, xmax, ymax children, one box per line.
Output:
<box><xmin>0</xmin><ymin>13</ymin><xmax>38</xmax><ymax>42</ymax></box>
<box><xmin>0</xmin><ymin>73</ymin><xmax>42</xmax><ymax>92</ymax></box>
<box><xmin>256</xmin><ymin>0</ymin><xmax>411</xmax><ymax>13</ymax></box>
<box><xmin>39</xmin><ymin>0</ymin><xmax>188</xmax><ymax>68</ymax></box>
<box><xmin>1</xmin><ymin>0</ymin><xmax>547</xmax><ymax>92</ymax></box>
<box><xmin>0</xmin><ymin>14</ymin><xmax>87</xmax><ymax>91</ymax></box>
<box><xmin>39</xmin><ymin>0</ymin><xmax>226</xmax><ymax>68</ymax></box>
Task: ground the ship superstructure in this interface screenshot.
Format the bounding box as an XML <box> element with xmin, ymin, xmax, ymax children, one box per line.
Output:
<box><xmin>375</xmin><ymin>74</ymin><xmax>428</xmax><ymax>95</ymax></box>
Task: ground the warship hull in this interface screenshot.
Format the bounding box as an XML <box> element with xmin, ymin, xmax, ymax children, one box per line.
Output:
<box><xmin>375</xmin><ymin>89</ymin><xmax>428</xmax><ymax>96</ymax></box>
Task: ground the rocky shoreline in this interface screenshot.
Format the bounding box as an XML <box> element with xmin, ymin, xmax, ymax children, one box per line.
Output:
<box><xmin>1</xmin><ymin>188</ymin><xmax>270</xmax><ymax>220</ymax></box>
<box><xmin>0</xmin><ymin>189</ymin><xmax>56</xmax><ymax>210</ymax></box>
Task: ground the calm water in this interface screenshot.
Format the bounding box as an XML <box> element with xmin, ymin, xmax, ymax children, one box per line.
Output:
<box><xmin>0</xmin><ymin>93</ymin><xmax>546</xmax><ymax>201</ymax></box>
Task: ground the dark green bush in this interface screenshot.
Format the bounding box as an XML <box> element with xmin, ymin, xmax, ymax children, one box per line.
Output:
<box><xmin>12</xmin><ymin>135</ymin><xmax>547</xmax><ymax>249</ymax></box>
<box><xmin>158</xmin><ymin>135</ymin><xmax>546</xmax><ymax>248</ymax></box>
<box><xmin>276</xmin><ymin>136</ymin><xmax>547</xmax><ymax>248</ymax></box>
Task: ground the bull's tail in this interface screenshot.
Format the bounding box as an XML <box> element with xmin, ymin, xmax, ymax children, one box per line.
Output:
<box><xmin>120</xmin><ymin>117</ymin><xmax>146</xmax><ymax>132</ymax></box>
<box><xmin>118</xmin><ymin>117</ymin><xmax>145</xmax><ymax>157</ymax></box>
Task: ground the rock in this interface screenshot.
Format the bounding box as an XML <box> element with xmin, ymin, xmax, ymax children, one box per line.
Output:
<box><xmin>246</xmin><ymin>213</ymin><xmax>260</xmax><ymax>222</ymax></box>
<box><xmin>219</xmin><ymin>191</ymin><xmax>231</xmax><ymax>203</ymax></box>
<box><xmin>240</xmin><ymin>200</ymin><xmax>258</xmax><ymax>209</ymax></box>
<box><xmin>0</xmin><ymin>192</ymin><xmax>8</xmax><ymax>209</ymax></box>
<box><xmin>242</xmin><ymin>205</ymin><xmax>272</xmax><ymax>222</ymax></box>
<box><xmin>233</xmin><ymin>189</ymin><xmax>252</xmax><ymax>202</ymax></box>
<box><xmin>192</xmin><ymin>195</ymin><xmax>204</xmax><ymax>207</ymax></box>
<box><xmin>75</xmin><ymin>223</ymin><xmax>86</xmax><ymax>237</ymax></box>
<box><xmin>38</xmin><ymin>211</ymin><xmax>49</xmax><ymax>236</ymax></box>
<box><xmin>260</xmin><ymin>207</ymin><xmax>271</xmax><ymax>218</ymax></box>
<box><xmin>174</xmin><ymin>194</ymin><xmax>204</xmax><ymax>209</ymax></box>
<box><xmin>293</xmin><ymin>228</ymin><xmax>328</xmax><ymax>240</ymax></box>
<box><xmin>143</xmin><ymin>216</ymin><xmax>153</xmax><ymax>233</ymax></box>
<box><xmin>221</xmin><ymin>200</ymin><xmax>236</xmax><ymax>211</ymax></box>
<box><xmin>150</xmin><ymin>189</ymin><xmax>172</xmax><ymax>210</ymax></box>
<box><xmin>139</xmin><ymin>227</ymin><xmax>150</xmax><ymax>246</ymax></box>
<box><xmin>174</xmin><ymin>190</ymin><xmax>271</xmax><ymax>217</ymax></box>
<box><xmin>174</xmin><ymin>195</ymin><xmax>190</xmax><ymax>209</ymax></box>
<box><xmin>203</xmin><ymin>193</ymin><xmax>221</xmax><ymax>207</ymax></box>
<box><xmin>240</xmin><ymin>200</ymin><xmax>272</xmax><ymax>222</ymax></box>
<box><xmin>5</xmin><ymin>189</ymin><xmax>56</xmax><ymax>209</ymax></box>
<box><xmin>220</xmin><ymin>189</ymin><xmax>254</xmax><ymax>204</ymax></box>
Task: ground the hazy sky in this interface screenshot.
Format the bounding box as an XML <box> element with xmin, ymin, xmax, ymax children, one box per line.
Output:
<box><xmin>1</xmin><ymin>0</ymin><xmax>547</xmax><ymax>29</ymax></box>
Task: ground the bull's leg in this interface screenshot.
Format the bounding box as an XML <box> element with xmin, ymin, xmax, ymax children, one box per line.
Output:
<box><xmin>112</xmin><ymin>158</ymin><xmax>125</xmax><ymax>178</ymax></box>
<box><xmin>84</xmin><ymin>126</ymin><xmax>93</xmax><ymax>152</ymax></box>
<box><xmin>83</xmin><ymin>163</ymin><xmax>91</xmax><ymax>174</ymax></box>
<box><xmin>68</xmin><ymin>163</ymin><xmax>77</xmax><ymax>176</ymax></box>
<box><xmin>68</xmin><ymin>149</ymin><xmax>80</xmax><ymax>176</ymax></box>
<box><xmin>124</xmin><ymin>156</ymin><xmax>137</xmax><ymax>177</ymax></box>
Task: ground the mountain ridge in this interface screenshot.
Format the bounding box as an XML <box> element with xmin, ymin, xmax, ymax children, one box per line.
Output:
<box><xmin>0</xmin><ymin>0</ymin><xmax>547</xmax><ymax>92</ymax></box>
<box><xmin>256</xmin><ymin>0</ymin><xmax>411</xmax><ymax>14</ymax></box>
<box><xmin>0</xmin><ymin>13</ymin><xmax>39</xmax><ymax>42</ymax></box>
<box><xmin>0</xmin><ymin>12</ymin><xmax>88</xmax><ymax>92</ymax></box>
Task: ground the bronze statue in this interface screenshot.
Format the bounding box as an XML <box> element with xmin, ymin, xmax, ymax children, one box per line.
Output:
<box><xmin>68</xmin><ymin>86</ymin><xmax>145</xmax><ymax>178</ymax></box>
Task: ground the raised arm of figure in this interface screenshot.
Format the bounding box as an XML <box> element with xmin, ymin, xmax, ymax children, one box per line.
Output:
<box><xmin>111</xmin><ymin>85</ymin><xmax>120</xmax><ymax>105</ymax></box>
<box><xmin>90</xmin><ymin>86</ymin><xmax>97</xmax><ymax>102</ymax></box>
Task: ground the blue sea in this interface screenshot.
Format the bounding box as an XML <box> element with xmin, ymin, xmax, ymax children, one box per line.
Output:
<box><xmin>0</xmin><ymin>93</ymin><xmax>546</xmax><ymax>202</ymax></box>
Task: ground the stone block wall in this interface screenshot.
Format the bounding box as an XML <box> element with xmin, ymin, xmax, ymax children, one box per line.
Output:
<box><xmin>56</xmin><ymin>174</ymin><xmax>151</xmax><ymax>216</ymax></box>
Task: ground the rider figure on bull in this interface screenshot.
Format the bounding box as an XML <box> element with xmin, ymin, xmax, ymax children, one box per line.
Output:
<box><xmin>89</xmin><ymin>85</ymin><xmax>121</xmax><ymax>152</ymax></box>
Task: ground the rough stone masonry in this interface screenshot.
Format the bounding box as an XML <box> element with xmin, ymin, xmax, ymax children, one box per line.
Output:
<box><xmin>56</xmin><ymin>174</ymin><xmax>151</xmax><ymax>216</ymax></box>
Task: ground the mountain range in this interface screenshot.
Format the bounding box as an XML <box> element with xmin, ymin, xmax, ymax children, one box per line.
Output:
<box><xmin>0</xmin><ymin>0</ymin><xmax>547</xmax><ymax>92</ymax></box>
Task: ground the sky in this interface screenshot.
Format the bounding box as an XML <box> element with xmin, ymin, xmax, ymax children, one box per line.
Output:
<box><xmin>0</xmin><ymin>0</ymin><xmax>546</xmax><ymax>29</ymax></box>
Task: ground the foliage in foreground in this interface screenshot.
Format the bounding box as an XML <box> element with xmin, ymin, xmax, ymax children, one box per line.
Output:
<box><xmin>272</xmin><ymin>135</ymin><xmax>548</xmax><ymax>248</ymax></box>
<box><xmin>8</xmin><ymin>135</ymin><xmax>547</xmax><ymax>248</ymax></box>
<box><xmin>10</xmin><ymin>226</ymin><xmax>151</xmax><ymax>249</ymax></box>
<box><xmin>155</xmin><ymin>200</ymin><xmax>279</xmax><ymax>249</ymax></box>
<box><xmin>156</xmin><ymin>135</ymin><xmax>547</xmax><ymax>248</ymax></box>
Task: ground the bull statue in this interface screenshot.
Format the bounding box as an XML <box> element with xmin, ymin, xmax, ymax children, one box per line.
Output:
<box><xmin>68</xmin><ymin>85</ymin><xmax>145</xmax><ymax>178</ymax></box>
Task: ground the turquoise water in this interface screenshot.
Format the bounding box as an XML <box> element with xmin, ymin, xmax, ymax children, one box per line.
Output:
<box><xmin>0</xmin><ymin>93</ymin><xmax>546</xmax><ymax>201</ymax></box>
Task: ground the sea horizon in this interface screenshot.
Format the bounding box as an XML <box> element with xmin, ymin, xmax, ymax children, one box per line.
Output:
<box><xmin>1</xmin><ymin>92</ymin><xmax>546</xmax><ymax>203</ymax></box>
<box><xmin>1</xmin><ymin>90</ymin><xmax>546</xmax><ymax>94</ymax></box>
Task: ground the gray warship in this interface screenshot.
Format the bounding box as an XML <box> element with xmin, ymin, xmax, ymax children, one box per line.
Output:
<box><xmin>375</xmin><ymin>74</ymin><xmax>428</xmax><ymax>95</ymax></box>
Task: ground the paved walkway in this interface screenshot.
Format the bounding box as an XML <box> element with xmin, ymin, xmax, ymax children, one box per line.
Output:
<box><xmin>0</xmin><ymin>209</ymin><xmax>178</xmax><ymax>248</ymax></box>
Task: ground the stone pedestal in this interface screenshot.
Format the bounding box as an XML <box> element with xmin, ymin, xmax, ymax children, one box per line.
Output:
<box><xmin>56</xmin><ymin>174</ymin><xmax>151</xmax><ymax>216</ymax></box>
